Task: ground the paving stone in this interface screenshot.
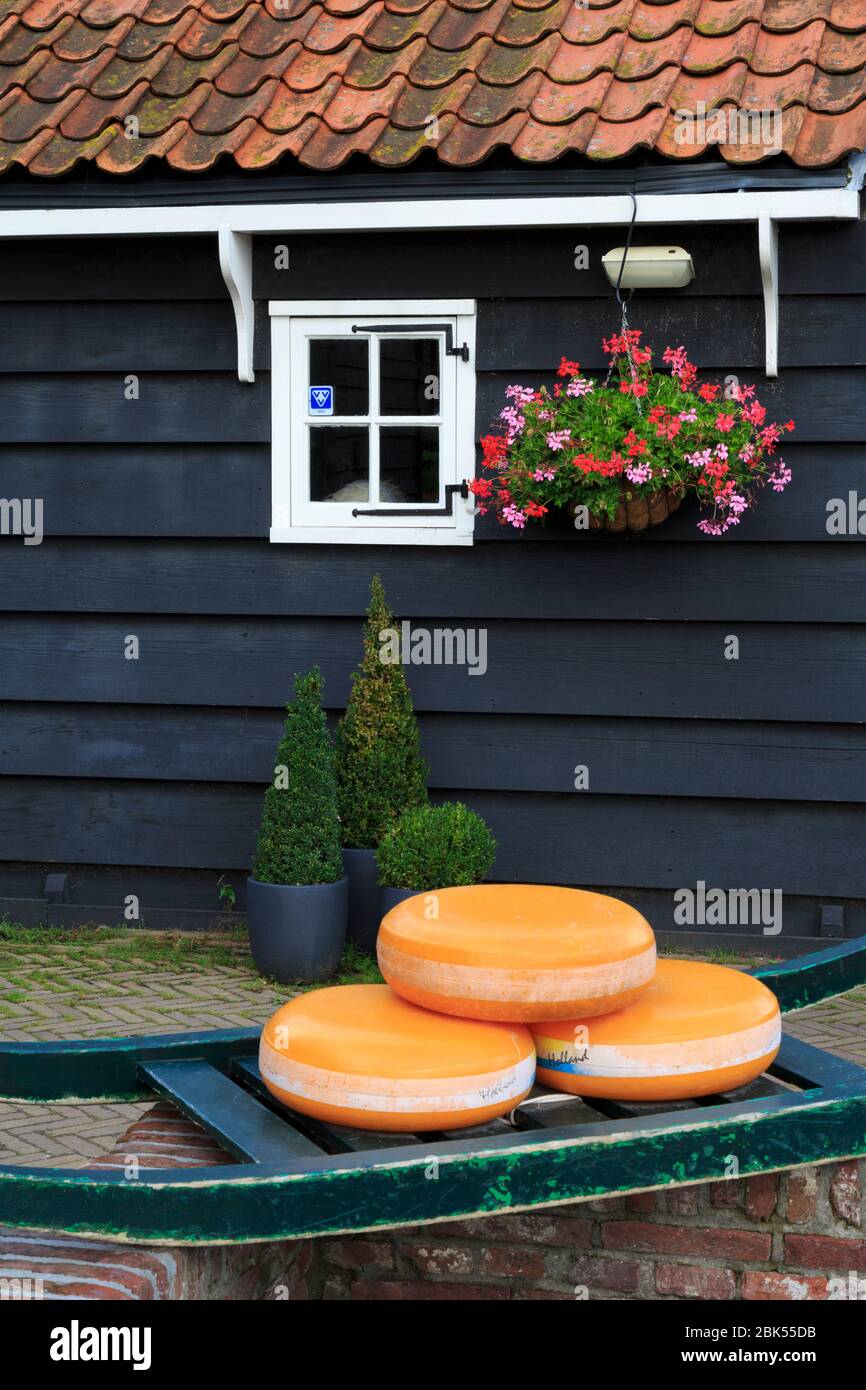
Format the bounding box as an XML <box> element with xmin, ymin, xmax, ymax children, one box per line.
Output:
<box><xmin>0</xmin><ymin>938</ymin><xmax>862</xmax><ymax>1168</ymax></box>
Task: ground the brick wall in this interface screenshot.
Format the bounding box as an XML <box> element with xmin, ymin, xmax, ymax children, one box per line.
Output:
<box><xmin>2</xmin><ymin>1102</ymin><xmax>864</xmax><ymax>1301</ymax></box>
<box><xmin>318</xmin><ymin>1162</ymin><xmax>866</xmax><ymax>1301</ymax></box>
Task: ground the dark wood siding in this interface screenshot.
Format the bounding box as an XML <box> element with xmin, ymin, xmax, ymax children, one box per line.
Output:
<box><xmin>1</xmin><ymin>221</ymin><xmax>864</xmax><ymax>936</ymax></box>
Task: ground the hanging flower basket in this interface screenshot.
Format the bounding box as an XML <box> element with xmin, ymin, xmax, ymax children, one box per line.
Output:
<box><xmin>472</xmin><ymin>331</ymin><xmax>795</xmax><ymax>537</ymax></box>
<box><xmin>581</xmin><ymin>485</ymin><xmax>684</xmax><ymax>533</ymax></box>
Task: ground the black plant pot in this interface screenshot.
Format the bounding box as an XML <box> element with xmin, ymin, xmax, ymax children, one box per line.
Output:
<box><xmin>379</xmin><ymin>886</ymin><xmax>422</xmax><ymax>918</ymax></box>
<box><xmin>246</xmin><ymin>876</ymin><xmax>348</xmax><ymax>984</ymax></box>
<box><xmin>342</xmin><ymin>847</ymin><xmax>382</xmax><ymax>955</ymax></box>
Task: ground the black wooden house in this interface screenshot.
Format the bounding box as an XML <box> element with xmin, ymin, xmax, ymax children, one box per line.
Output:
<box><xmin>0</xmin><ymin>0</ymin><xmax>865</xmax><ymax>946</ymax></box>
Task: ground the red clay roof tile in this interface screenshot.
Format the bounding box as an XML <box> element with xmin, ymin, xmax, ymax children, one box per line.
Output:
<box><xmin>148</xmin><ymin>40</ymin><xmax>236</xmax><ymax>92</ymax></box>
<box><xmin>59</xmin><ymin>76</ymin><xmax>150</xmax><ymax>134</ymax></box>
<box><xmin>819</xmin><ymin>23</ymin><xmax>866</xmax><ymax>71</ymax></box>
<box><xmin>449</xmin><ymin>68</ymin><xmax>533</xmax><ymax>121</ymax></box>
<box><xmin>547</xmin><ymin>32</ymin><xmax>624</xmax><ymax>84</ymax></box>
<box><xmin>347</xmin><ymin>31</ymin><xmax>426</xmax><ymax>82</ymax></box>
<box><xmin>214</xmin><ymin>38</ymin><xmax>300</xmax><ymax>90</ymax></box>
<box><xmin>0</xmin><ymin>13</ymin><xmax>72</xmax><ymax>62</ymax></box>
<box><xmin>261</xmin><ymin>68</ymin><xmax>338</xmax><ymax>126</ymax></box>
<box><xmin>0</xmin><ymin>0</ymin><xmax>864</xmax><ymax>174</ymax></box>
<box><xmin>630</xmin><ymin>1</ymin><xmax>702</xmax><ymax>44</ymax></box>
<box><xmin>530</xmin><ymin>70</ymin><xmax>611</xmax><ymax>122</ymax></box>
<box><xmin>809</xmin><ymin>64</ymin><xmax>866</xmax><ymax>110</ymax></box>
<box><xmin>21</xmin><ymin>0</ymin><xmax>84</xmax><ymax>26</ymax></box>
<box><xmin>134</xmin><ymin>80</ymin><xmax>212</xmax><ymax>132</ymax></box>
<box><xmin>53</xmin><ymin>15</ymin><xmax>134</xmax><ymax>59</ymax></box>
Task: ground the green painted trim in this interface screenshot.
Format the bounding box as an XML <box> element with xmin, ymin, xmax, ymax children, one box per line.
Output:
<box><xmin>752</xmin><ymin>937</ymin><xmax>866</xmax><ymax>1013</ymax></box>
<box><xmin>1</xmin><ymin>1087</ymin><xmax>864</xmax><ymax>1245</ymax></box>
<box><xmin>0</xmin><ymin>1028</ymin><xmax>259</xmax><ymax>1102</ymax></box>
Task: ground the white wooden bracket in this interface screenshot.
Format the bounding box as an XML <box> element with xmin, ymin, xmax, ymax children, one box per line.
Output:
<box><xmin>218</xmin><ymin>225</ymin><xmax>255</xmax><ymax>383</ymax></box>
<box><xmin>758</xmin><ymin>214</ymin><xmax>779</xmax><ymax>379</ymax></box>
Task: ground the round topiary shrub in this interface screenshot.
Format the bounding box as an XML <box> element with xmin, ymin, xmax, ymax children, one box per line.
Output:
<box><xmin>376</xmin><ymin>803</ymin><xmax>497</xmax><ymax>891</ymax></box>
<box><xmin>335</xmin><ymin>574</ymin><xmax>428</xmax><ymax>849</ymax></box>
<box><xmin>252</xmin><ymin>667</ymin><xmax>343</xmax><ymax>886</ymax></box>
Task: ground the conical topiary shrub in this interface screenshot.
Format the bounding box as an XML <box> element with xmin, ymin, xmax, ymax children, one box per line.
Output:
<box><xmin>247</xmin><ymin>668</ymin><xmax>347</xmax><ymax>983</ymax></box>
<box><xmin>253</xmin><ymin>667</ymin><xmax>343</xmax><ymax>885</ymax></box>
<box><xmin>335</xmin><ymin>575</ymin><xmax>428</xmax><ymax>850</ymax></box>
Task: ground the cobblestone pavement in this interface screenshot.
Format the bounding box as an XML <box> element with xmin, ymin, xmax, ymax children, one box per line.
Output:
<box><xmin>0</xmin><ymin>939</ymin><xmax>864</xmax><ymax>1168</ymax></box>
<box><xmin>0</xmin><ymin>938</ymin><xmax>288</xmax><ymax>1168</ymax></box>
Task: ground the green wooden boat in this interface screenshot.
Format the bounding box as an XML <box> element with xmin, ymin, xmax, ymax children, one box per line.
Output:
<box><xmin>1</xmin><ymin>938</ymin><xmax>865</xmax><ymax>1247</ymax></box>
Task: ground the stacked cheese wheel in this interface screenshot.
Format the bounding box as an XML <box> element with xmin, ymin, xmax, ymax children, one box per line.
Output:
<box><xmin>259</xmin><ymin>884</ymin><xmax>781</xmax><ymax>1130</ymax></box>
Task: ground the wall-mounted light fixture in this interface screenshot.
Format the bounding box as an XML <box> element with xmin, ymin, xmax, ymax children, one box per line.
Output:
<box><xmin>602</xmin><ymin>245</ymin><xmax>695</xmax><ymax>290</ymax></box>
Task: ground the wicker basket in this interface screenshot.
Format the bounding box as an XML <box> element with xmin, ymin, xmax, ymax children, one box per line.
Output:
<box><xmin>578</xmin><ymin>486</ymin><xmax>684</xmax><ymax>534</ymax></box>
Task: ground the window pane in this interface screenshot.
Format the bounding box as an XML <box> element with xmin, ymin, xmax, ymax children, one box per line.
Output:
<box><xmin>379</xmin><ymin>338</ymin><xmax>439</xmax><ymax>416</ymax></box>
<box><xmin>310</xmin><ymin>426</ymin><xmax>369</xmax><ymax>502</ymax></box>
<box><xmin>309</xmin><ymin>339</ymin><xmax>368</xmax><ymax>416</ymax></box>
<box><xmin>379</xmin><ymin>427</ymin><xmax>439</xmax><ymax>504</ymax></box>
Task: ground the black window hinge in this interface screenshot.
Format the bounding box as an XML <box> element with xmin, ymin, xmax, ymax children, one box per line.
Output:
<box><xmin>352</xmin><ymin>481</ymin><xmax>469</xmax><ymax>519</ymax></box>
<box><xmin>351</xmin><ymin>323</ymin><xmax>469</xmax><ymax>362</ymax></box>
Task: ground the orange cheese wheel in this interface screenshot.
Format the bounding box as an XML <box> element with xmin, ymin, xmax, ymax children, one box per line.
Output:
<box><xmin>532</xmin><ymin>959</ymin><xmax>782</xmax><ymax>1101</ymax></box>
<box><xmin>259</xmin><ymin>984</ymin><xmax>535</xmax><ymax>1132</ymax></box>
<box><xmin>377</xmin><ymin>884</ymin><xmax>656</xmax><ymax>1022</ymax></box>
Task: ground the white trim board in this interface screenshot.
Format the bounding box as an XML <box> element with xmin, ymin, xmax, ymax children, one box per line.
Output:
<box><xmin>4</xmin><ymin>187</ymin><xmax>856</xmax><ymax>381</ymax></box>
<box><xmin>0</xmin><ymin>187</ymin><xmax>857</xmax><ymax>239</ymax></box>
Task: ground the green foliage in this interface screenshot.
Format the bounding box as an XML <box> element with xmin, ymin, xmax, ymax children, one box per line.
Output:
<box><xmin>335</xmin><ymin>575</ymin><xmax>428</xmax><ymax>849</ymax></box>
<box><xmin>252</xmin><ymin>668</ymin><xmax>343</xmax><ymax>886</ymax></box>
<box><xmin>376</xmin><ymin>802</ymin><xmax>497</xmax><ymax>890</ymax></box>
<box><xmin>478</xmin><ymin>334</ymin><xmax>794</xmax><ymax>537</ymax></box>
<box><xmin>217</xmin><ymin>876</ymin><xmax>236</xmax><ymax>911</ymax></box>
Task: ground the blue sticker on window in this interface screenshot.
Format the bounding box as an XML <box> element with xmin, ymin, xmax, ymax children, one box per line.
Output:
<box><xmin>309</xmin><ymin>385</ymin><xmax>334</xmax><ymax>416</ymax></box>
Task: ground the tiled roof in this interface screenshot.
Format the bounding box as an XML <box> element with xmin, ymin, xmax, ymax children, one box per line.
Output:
<box><xmin>0</xmin><ymin>0</ymin><xmax>864</xmax><ymax>175</ymax></box>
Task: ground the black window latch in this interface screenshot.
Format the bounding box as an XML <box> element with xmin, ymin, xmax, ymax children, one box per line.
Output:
<box><xmin>351</xmin><ymin>323</ymin><xmax>469</xmax><ymax>362</ymax></box>
<box><xmin>352</xmin><ymin>481</ymin><xmax>469</xmax><ymax>519</ymax></box>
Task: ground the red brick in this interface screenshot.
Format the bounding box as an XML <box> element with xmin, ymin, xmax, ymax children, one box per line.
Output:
<box><xmin>572</xmin><ymin>1254</ymin><xmax>639</xmax><ymax>1293</ymax></box>
<box><xmin>830</xmin><ymin>1162</ymin><xmax>862</xmax><ymax>1229</ymax></box>
<box><xmin>786</xmin><ymin>1170</ymin><xmax>817</xmax><ymax>1225</ymax></box>
<box><xmin>667</xmin><ymin>1186</ymin><xmax>700</xmax><ymax>1217</ymax></box>
<box><xmin>709</xmin><ymin>1179</ymin><xmax>742</xmax><ymax>1209</ymax></box>
<box><xmin>296</xmin><ymin>1242</ymin><xmax>314</xmax><ymax>1281</ymax></box>
<box><xmin>513</xmin><ymin>1288</ymin><xmax>577</xmax><ymax>1300</ymax></box>
<box><xmin>603</xmin><ymin>1221</ymin><xmax>771</xmax><ymax>1262</ymax></box>
<box><xmin>479</xmin><ymin>1246</ymin><xmax>546</xmax><ymax>1280</ymax></box>
<box><xmin>742</xmin><ymin>1271</ymin><xmax>829</xmax><ymax>1301</ymax></box>
<box><xmin>655</xmin><ymin>1263</ymin><xmax>736</xmax><ymax>1299</ymax></box>
<box><xmin>786</xmin><ymin>1234</ymin><xmax>866</xmax><ymax>1274</ymax></box>
<box><xmin>350</xmin><ymin>1280</ymin><xmax>509</xmax><ymax>1300</ymax></box>
<box><xmin>400</xmin><ymin>1243</ymin><xmax>474</xmax><ymax>1277</ymax></box>
<box><xmin>627</xmin><ymin>1191</ymin><xmax>656</xmax><ymax>1214</ymax></box>
<box><xmin>745</xmin><ymin>1173</ymin><xmax>778</xmax><ymax>1222</ymax></box>
<box><xmin>432</xmin><ymin>1213</ymin><xmax>591</xmax><ymax>1248</ymax></box>
<box><xmin>0</xmin><ymin>1239</ymin><xmax>174</xmax><ymax>1300</ymax></box>
<box><xmin>320</xmin><ymin>1239</ymin><xmax>394</xmax><ymax>1272</ymax></box>
<box><xmin>587</xmin><ymin>1196</ymin><xmax>625</xmax><ymax>1215</ymax></box>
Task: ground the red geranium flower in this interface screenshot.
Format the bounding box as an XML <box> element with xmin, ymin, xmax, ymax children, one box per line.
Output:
<box><xmin>557</xmin><ymin>358</ymin><xmax>581</xmax><ymax>378</ymax></box>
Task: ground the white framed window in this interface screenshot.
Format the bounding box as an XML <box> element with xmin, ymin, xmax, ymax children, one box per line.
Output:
<box><xmin>269</xmin><ymin>300</ymin><xmax>476</xmax><ymax>545</ymax></box>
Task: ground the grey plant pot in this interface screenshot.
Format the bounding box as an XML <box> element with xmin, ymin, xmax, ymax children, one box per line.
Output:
<box><xmin>341</xmin><ymin>847</ymin><xmax>382</xmax><ymax>955</ymax></box>
<box><xmin>246</xmin><ymin>876</ymin><xmax>348</xmax><ymax>984</ymax></box>
<box><xmin>379</xmin><ymin>886</ymin><xmax>422</xmax><ymax>918</ymax></box>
